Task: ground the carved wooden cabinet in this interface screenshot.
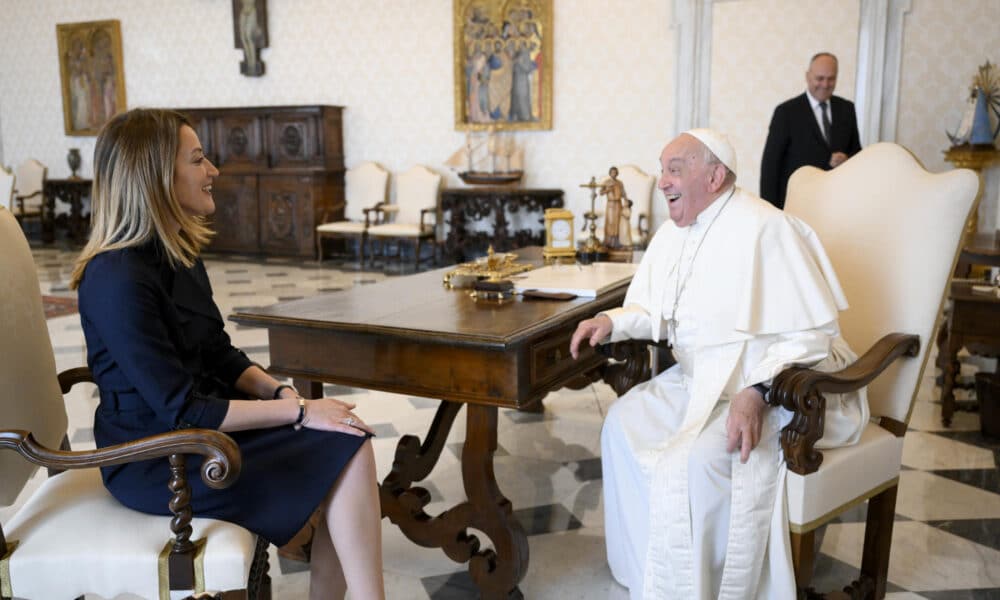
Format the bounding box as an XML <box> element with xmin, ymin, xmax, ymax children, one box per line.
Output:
<box><xmin>178</xmin><ymin>105</ymin><xmax>345</xmax><ymax>256</ymax></box>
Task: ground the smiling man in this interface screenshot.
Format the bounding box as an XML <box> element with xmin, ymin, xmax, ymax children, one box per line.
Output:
<box><xmin>760</xmin><ymin>52</ymin><xmax>862</xmax><ymax>209</ymax></box>
<box><xmin>570</xmin><ymin>129</ymin><xmax>869</xmax><ymax>599</ymax></box>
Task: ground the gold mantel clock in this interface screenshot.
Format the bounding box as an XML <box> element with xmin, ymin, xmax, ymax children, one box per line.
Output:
<box><xmin>543</xmin><ymin>208</ymin><xmax>576</xmax><ymax>261</ymax></box>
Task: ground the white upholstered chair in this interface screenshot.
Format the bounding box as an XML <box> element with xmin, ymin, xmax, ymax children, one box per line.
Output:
<box><xmin>367</xmin><ymin>165</ymin><xmax>442</xmax><ymax>269</ymax></box>
<box><xmin>0</xmin><ymin>207</ymin><xmax>270</xmax><ymax>599</ymax></box>
<box><xmin>616</xmin><ymin>164</ymin><xmax>655</xmax><ymax>247</ymax></box>
<box><xmin>315</xmin><ymin>161</ymin><xmax>389</xmax><ymax>264</ymax></box>
<box><xmin>12</xmin><ymin>159</ymin><xmax>46</xmax><ymax>228</ymax></box>
<box><xmin>0</xmin><ymin>166</ymin><xmax>14</xmax><ymax>214</ymax></box>
<box><xmin>776</xmin><ymin>143</ymin><xmax>977</xmax><ymax>597</ymax></box>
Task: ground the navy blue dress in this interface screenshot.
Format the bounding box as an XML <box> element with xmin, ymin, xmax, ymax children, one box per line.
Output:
<box><xmin>78</xmin><ymin>242</ymin><xmax>366</xmax><ymax>546</ymax></box>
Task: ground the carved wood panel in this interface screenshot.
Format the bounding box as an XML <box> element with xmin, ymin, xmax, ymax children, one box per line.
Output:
<box><xmin>267</xmin><ymin>113</ymin><xmax>320</xmax><ymax>169</ymax></box>
<box><xmin>207</xmin><ymin>176</ymin><xmax>259</xmax><ymax>252</ymax></box>
<box><xmin>258</xmin><ymin>175</ymin><xmax>313</xmax><ymax>255</ymax></box>
<box><xmin>214</xmin><ymin>115</ymin><xmax>265</xmax><ymax>171</ymax></box>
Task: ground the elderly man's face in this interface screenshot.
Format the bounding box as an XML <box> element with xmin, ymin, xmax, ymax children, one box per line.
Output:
<box><xmin>806</xmin><ymin>55</ymin><xmax>838</xmax><ymax>102</ymax></box>
<box><xmin>658</xmin><ymin>135</ymin><xmax>716</xmax><ymax>227</ymax></box>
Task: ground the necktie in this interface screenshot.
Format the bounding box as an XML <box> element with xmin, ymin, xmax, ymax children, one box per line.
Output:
<box><xmin>820</xmin><ymin>101</ymin><xmax>832</xmax><ymax>144</ymax></box>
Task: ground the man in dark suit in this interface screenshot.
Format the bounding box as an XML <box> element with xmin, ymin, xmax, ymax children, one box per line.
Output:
<box><xmin>760</xmin><ymin>52</ymin><xmax>862</xmax><ymax>209</ymax></box>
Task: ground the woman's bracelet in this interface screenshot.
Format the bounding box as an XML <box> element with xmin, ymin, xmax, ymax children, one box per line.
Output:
<box><xmin>273</xmin><ymin>383</ymin><xmax>298</xmax><ymax>399</ymax></box>
<box><xmin>292</xmin><ymin>397</ymin><xmax>307</xmax><ymax>431</ymax></box>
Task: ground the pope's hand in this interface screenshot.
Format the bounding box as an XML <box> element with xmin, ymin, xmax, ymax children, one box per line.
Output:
<box><xmin>569</xmin><ymin>315</ymin><xmax>613</xmax><ymax>359</ymax></box>
<box><xmin>726</xmin><ymin>387</ymin><xmax>769</xmax><ymax>463</ymax></box>
<box><xmin>830</xmin><ymin>152</ymin><xmax>848</xmax><ymax>168</ymax></box>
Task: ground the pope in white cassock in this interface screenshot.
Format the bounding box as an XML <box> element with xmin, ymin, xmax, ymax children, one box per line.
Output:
<box><xmin>570</xmin><ymin>129</ymin><xmax>868</xmax><ymax>599</ymax></box>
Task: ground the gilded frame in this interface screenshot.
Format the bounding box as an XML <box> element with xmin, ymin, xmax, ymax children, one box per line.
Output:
<box><xmin>56</xmin><ymin>19</ymin><xmax>127</xmax><ymax>136</ymax></box>
<box><xmin>453</xmin><ymin>0</ymin><xmax>553</xmax><ymax>131</ymax></box>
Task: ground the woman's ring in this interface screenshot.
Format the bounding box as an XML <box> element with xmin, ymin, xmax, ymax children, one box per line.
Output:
<box><xmin>345</xmin><ymin>417</ymin><xmax>355</xmax><ymax>427</ymax></box>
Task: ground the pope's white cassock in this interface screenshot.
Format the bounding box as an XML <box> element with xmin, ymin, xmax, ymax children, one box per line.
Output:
<box><xmin>600</xmin><ymin>185</ymin><xmax>868</xmax><ymax>599</ymax></box>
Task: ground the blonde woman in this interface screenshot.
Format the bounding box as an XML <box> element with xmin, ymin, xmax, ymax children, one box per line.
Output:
<box><xmin>70</xmin><ymin>108</ymin><xmax>385</xmax><ymax>600</ymax></box>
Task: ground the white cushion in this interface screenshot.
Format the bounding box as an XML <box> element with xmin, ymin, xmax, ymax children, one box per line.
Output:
<box><xmin>6</xmin><ymin>468</ymin><xmax>256</xmax><ymax>599</ymax></box>
<box><xmin>785</xmin><ymin>423</ymin><xmax>903</xmax><ymax>531</ymax></box>
<box><xmin>394</xmin><ymin>166</ymin><xmax>441</xmax><ymax>224</ymax></box>
<box><xmin>367</xmin><ymin>222</ymin><xmax>433</xmax><ymax>238</ymax></box>
<box><xmin>316</xmin><ymin>220</ymin><xmax>366</xmax><ymax>234</ymax></box>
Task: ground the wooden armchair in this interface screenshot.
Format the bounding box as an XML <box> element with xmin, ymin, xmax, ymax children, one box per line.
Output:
<box><xmin>603</xmin><ymin>143</ymin><xmax>978</xmax><ymax>598</ymax></box>
<box><xmin>11</xmin><ymin>159</ymin><xmax>45</xmax><ymax>230</ymax></box>
<box><xmin>366</xmin><ymin>165</ymin><xmax>442</xmax><ymax>270</ymax></box>
<box><xmin>315</xmin><ymin>160</ymin><xmax>389</xmax><ymax>264</ymax></box>
<box><xmin>0</xmin><ymin>207</ymin><xmax>270</xmax><ymax>600</ymax></box>
<box><xmin>776</xmin><ymin>143</ymin><xmax>976</xmax><ymax>598</ymax></box>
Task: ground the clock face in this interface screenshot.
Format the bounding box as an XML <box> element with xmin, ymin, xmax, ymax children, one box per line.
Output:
<box><xmin>551</xmin><ymin>219</ymin><xmax>571</xmax><ymax>241</ymax></box>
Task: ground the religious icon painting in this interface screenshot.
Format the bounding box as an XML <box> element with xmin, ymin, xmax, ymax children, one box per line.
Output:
<box><xmin>453</xmin><ymin>0</ymin><xmax>553</xmax><ymax>131</ymax></box>
<box><xmin>56</xmin><ymin>19</ymin><xmax>127</xmax><ymax>136</ymax></box>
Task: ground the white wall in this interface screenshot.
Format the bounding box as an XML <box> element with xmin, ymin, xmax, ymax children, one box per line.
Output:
<box><xmin>1</xmin><ymin>0</ymin><xmax>997</xmax><ymax>233</ymax></box>
<box><xmin>0</xmin><ymin>0</ymin><xmax>674</xmax><ymax>227</ymax></box>
<box><xmin>709</xmin><ymin>0</ymin><xmax>860</xmax><ymax>198</ymax></box>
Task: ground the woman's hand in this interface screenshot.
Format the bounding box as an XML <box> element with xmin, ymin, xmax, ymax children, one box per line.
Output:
<box><xmin>302</xmin><ymin>397</ymin><xmax>375</xmax><ymax>437</ymax></box>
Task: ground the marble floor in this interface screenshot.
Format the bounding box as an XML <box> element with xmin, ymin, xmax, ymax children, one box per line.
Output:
<box><xmin>8</xmin><ymin>243</ymin><xmax>1000</xmax><ymax>599</ymax></box>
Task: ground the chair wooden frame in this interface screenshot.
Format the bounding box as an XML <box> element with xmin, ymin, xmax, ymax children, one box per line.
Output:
<box><xmin>315</xmin><ymin>161</ymin><xmax>390</xmax><ymax>265</ymax></box>
<box><xmin>12</xmin><ymin>160</ymin><xmax>46</xmax><ymax>230</ymax></box>
<box><xmin>0</xmin><ymin>366</ymin><xmax>272</xmax><ymax>600</ymax></box>
<box><xmin>366</xmin><ymin>165</ymin><xmax>442</xmax><ymax>270</ymax></box>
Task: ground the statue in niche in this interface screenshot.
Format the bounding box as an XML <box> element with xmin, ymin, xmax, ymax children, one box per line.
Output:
<box><xmin>233</xmin><ymin>0</ymin><xmax>268</xmax><ymax>76</ymax></box>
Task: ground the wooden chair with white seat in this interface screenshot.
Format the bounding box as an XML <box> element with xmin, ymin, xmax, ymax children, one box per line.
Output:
<box><xmin>366</xmin><ymin>165</ymin><xmax>442</xmax><ymax>270</ymax></box>
<box><xmin>315</xmin><ymin>161</ymin><xmax>390</xmax><ymax>265</ymax></box>
<box><xmin>0</xmin><ymin>206</ymin><xmax>270</xmax><ymax>600</ymax></box>
<box><xmin>12</xmin><ymin>159</ymin><xmax>46</xmax><ymax>232</ymax></box>
<box><xmin>774</xmin><ymin>143</ymin><xmax>977</xmax><ymax>597</ymax></box>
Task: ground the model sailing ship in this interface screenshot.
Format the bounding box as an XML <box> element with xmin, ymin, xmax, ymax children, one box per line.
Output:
<box><xmin>446</xmin><ymin>128</ymin><xmax>524</xmax><ymax>185</ymax></box>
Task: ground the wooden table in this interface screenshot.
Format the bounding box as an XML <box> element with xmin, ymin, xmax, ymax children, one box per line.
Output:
<box><xmin>42</xmin><ymin>177</ymin><xmax>91</xmax><ymax>243</ymax></box>
<box><xmin>230</xmin><ymin>253</ymin><xmax>639</xmax><ymax>599</ymax></box>
<box><xmin>940</xmin><ymin>280</ymin><xmax>1000</xmax><ymax>426</ymax></box>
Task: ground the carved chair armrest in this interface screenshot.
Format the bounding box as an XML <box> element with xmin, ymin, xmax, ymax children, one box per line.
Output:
<box><xmin>597</xmin><ymin>339</ymin><xmax>673</xmax><ymax>396</ymax></box>
<box><xmin>0</xmin><ymin>428</ymin><xmax>241</xmax><ymax>489</ymax></box>
<box><xmin>363</xmin><ymin>202</ymin><xmax>394</xmax><ymax>226</ymax></box>
<box><xmin>57</xmin><ymin>366</ymin><xmax>94</xmax><ymax>394</ymax></box>
<box><xmin>0</xmin><ymin>427</ymin><xmax>242</xmax><ymax>575</ymax></box>
<box><xmin>770</xmin><ymin>332</ymin><xmax>919</xmax><ymax>475</ymax></box>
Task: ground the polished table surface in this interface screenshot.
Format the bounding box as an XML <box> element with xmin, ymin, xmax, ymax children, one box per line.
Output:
<box><xmin>230</xmin><ymin>252</ymin><xmax>632</xmax><ymax>598</ymax></box>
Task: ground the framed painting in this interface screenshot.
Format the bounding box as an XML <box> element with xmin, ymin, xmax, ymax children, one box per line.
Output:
<box><xmin>56</xmin><ymin>19</ymin><xmax>127</xmax><ymax>136</ymax></box>
<box><xmin>453</xmin><ymin>0</ymin><xmax>553</xmax><ymax>131</ymax></box>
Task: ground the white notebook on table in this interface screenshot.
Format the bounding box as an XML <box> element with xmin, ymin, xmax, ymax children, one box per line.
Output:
<box><xmin>513</xmin><ymin>262</ymin><xmax>639</xmax><ymax>298</ymax></box>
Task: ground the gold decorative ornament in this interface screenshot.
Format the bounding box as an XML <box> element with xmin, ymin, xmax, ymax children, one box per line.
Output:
<box><xmin>443</xmin><ymin>245</ymin><xmax>533</xmax><ymax>289</ymax></box>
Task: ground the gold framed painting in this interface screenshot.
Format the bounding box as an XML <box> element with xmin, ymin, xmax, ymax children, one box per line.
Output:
<box><xmin>56</xmin><ymin>19</ymin><xmax>127</xmax><ymax>136</ymax></box>
<box><xmin>453</xmin><ymin>0</ymin><xmax>553</xmax><ymax>131</ymax></box>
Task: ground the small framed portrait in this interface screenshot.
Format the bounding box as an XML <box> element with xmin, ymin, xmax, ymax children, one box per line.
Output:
<box><xmin>56</xmin><ymin>19</ymin><xmax>127</xmax><ymax>136</ymax></box>
<box><xmin>453</xmin><ymin>0</ymin><xmax>553</xmax><ymax>131</ymax></box>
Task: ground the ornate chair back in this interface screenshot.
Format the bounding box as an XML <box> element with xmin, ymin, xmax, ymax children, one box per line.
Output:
<box><xmin>13</xmin><ymin>158</ymin><xmax>46</xmax><ymax>212</ymax></box>
<box><xmin>393</xmin><ymin>165</ymin><xmax>441</xmax><ymax>228</ymax></box>
<box><xmin>785</xmin><ymin>143</ymin><xmax>977</xmax><ymax>424</ymax></box>
<box><xmin>0</xmin><ymin>207</ymin><xmax>68</xmax><ymax>506</ymax></box>
<box><xmin>344</xmin><ymin>161</ymin><xmax>389</xmax><ymax>222</ymax></box>
<box><xmin>616</xmin><ymin>164</ymin><xmax>655</xmax><ymax>246</ymax></box>
<box><xmin>0</xmin><ymin>166</ymin><xmax>15</xmax><ymax>213</ymax></box>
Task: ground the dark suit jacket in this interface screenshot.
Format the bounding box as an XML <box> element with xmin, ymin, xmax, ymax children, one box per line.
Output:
<box><xmin>78</xmin><ymin>243</ymin><xmax>251</xmax><ymax>469</ymax></box>
<box><xmin>760</xmin><ymin>93</ymin><xmax>861</xmax><ymax>209</ymax></box>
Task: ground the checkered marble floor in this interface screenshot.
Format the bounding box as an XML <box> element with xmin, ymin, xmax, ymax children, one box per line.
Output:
<box><xmin>9</xmin><ymin>243</ymin><xmax>1000</xmax><ymax>599</ymax></box>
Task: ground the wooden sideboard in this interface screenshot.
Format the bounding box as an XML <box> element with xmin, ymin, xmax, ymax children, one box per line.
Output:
<box><xmin>177</xmin><ymin>105</ymin><xmax>345</xmax><ymax>257</ymax></box>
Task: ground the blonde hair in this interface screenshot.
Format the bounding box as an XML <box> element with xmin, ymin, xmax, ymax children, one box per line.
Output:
<box><xmin>70</xmin><ymin>108</ymin><xmax>213</xmax><ymax>289</ymax></box>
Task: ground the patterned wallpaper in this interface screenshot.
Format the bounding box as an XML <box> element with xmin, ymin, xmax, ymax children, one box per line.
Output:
<box><xmin>1</xmin><ymin>0</ymin><xmax>996</xmax><ymax>232</ymax></box>
<box><xmin>896</xmin><ymin>0</ymin><xmax>1000</xmax><ymax>232</ymax></box>
<box><xmin>709</xmin><ymin>0</ymin><xmax>861</xmax><ymax>199</ymax></box>
<box><xmin>0</xmin><ymin>0</ymin><xmax>674</xmax><ymax>227</ymax></box>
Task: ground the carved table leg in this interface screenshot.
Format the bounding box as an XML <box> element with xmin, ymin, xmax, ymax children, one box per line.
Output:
<box><xmin>462</xmin><ymin>404</ymin><xmax>528</xmax><ymax>599</ymax></box>
<box><xmin>379</xmin><ymin>400</ymin><xmax>528</xmax><ymax>599</ymax></box>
